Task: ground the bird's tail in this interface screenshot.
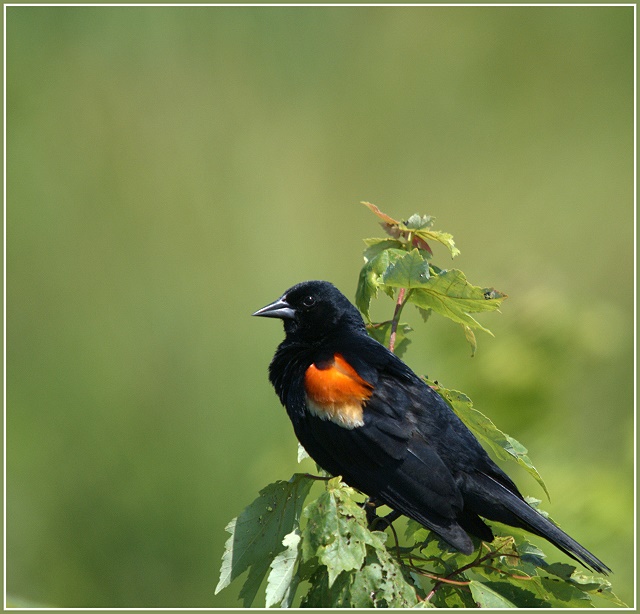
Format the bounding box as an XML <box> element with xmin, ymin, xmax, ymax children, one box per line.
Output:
<box><xmin>470</xmin><ymin>472</ymin><xmax>611</xmax><ymax>575</ymax></box>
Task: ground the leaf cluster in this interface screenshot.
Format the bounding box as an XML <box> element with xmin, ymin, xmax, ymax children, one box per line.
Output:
<box><xmin>357</xmin><ymin>202</ymin><xmax>506</xmax><ymax>356</ymax></box>
<box><xmin>403</xmin><ymin>522</ymin><xmax>624</xmax><ymax>608</ymax></box>
<box><xmin>215</xmin><ymin>468</ymin><xmax>624</xmax><ymax>608</ymax></box>
<box><xmin>215</xmin><ymin>475</ymin><xmax>418</xmax><ymax>607</ymax></box>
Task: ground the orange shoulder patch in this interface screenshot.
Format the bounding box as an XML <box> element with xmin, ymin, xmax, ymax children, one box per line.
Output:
<box><xmin>304</xmin><ymin>354</ymin><xmax>373</xmax><ymax>429</ymax></box>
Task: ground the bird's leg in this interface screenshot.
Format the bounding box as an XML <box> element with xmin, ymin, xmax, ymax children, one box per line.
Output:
<box><xmin>363</xmin><ymin>497</ymin><xmax>402</xmax><ymax>530</ymax></box>
<box><xmin>363</xmin><ymin>497</ymin><xmax>382</xmax><ymax>527</ymax></box>
<box><xmin>375</xmin><ymin>509</ymin><xmax>402</xmax><ymax>530</ymax></box>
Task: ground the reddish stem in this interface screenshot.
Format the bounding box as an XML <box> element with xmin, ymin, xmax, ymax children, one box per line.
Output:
<box><xmin>389</xmin><ymin>288</ymin><xmax>406</xmax><ymax>354</ymax></box>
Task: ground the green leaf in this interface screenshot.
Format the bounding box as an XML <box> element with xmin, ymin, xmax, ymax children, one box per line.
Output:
<box><xmin>568</xmin><ymin>571</ymin><xmax>628</xmax><ymax>607</ymax></box>
<box><xmin>408</xmin><ymin>269</ymin><xmax>506</xmax><ymax>334</ymax></box>
<box><xmin>463</xmin><ymin>324</ymin><xmax>477</xmax><ymax>357</ymax></box>
<box><xmin>412</xmin><ymin>228</ymin><xmax>460</xmax><ymax>258</ymax></box>
<box><xmin>540</xmin><ymin>575</ymin><xmax>593</xmax><ymax>607</ymax></box>
<box><xmin>355</xmin><ymin>248</ymin><xmax>405</xmax><ymax>319</ymax></box>
<box><xmin>298</xmin><ymin>476</ymin><xmax>417</xmax><ymax>607</ymax></box>
<box><xmin>475</xmin><ymin>581</ymin><xmax>548</xmax><ymax>608</ymax></box>
<box><xmin>428</xmin><ymin>381</ymin><xmax>549</xmax><ymax>499</ymax></box>
<box><xmin>366</xmin><ymin>321</ymin><xmax>412</xmax><ymax>357</ymax></box>
<box><xmin>403</xmin><ymin>213</ymin><xmax>434</xmax><ymax>230</ymax></box>
<box><xmin>431</xmin><ymin>585</ymin><xmax>477</xmax><ymax>608</ymax></box>
<box><xmin>468</xmin><ymin>534</ymin><xmax>615</xmax><ymax>608</ymax></box>
<box><xmin>367</xmin><ymin>544</ymin><xmax>419</xmax><ymax>607</ymax></box>
<box><xmin>469</xmin><ymin>580</ymin><xmax>518</xmax><ymax>607</ymax></box>
<box><xmin>301</xmin><ymin>539</ymin><xmax>417</xmax><ymax>607</ymax></box>
<box><xmin>215</xmin><ymin>474</ymin><xmax>314</xmax><ymax>606</ymax></box>
<box><xmin>362</xmin><ymin>237</ymin><xmax>404</xmax><ymax>262</ymax></box>
<box><xmin>512</xmin><ymin>535</ymin><xmax>548</xmax><ymax>572</ymax></box>
<box><xmin>301</xmin><ymin>566</ymin><xmax>352</xmax><ymax>607</ymax></box>
<box><xmin>346</xmin><ymin>550</ymin><xmax>384</xmax><ymax>607</ymax></box>
<box><xmin>382</xmin><ymin>248</ymin><xmax>431</xmax><ymax>288</ymax></box>
<box><xmin>265</xmin><ymin>530</ymin><xmax>301</xmax><ymax>608</ymax></box>
<box><xmin>301</xmin><ymin>477</ymin><xmax>386</xmax><ymax>587</ymax></box>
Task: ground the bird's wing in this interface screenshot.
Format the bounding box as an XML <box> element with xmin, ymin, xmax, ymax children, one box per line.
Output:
<box><xmin>294</xmin><ymin>355</ymin><xmax>476</xmax><ymax>553</ymax></box>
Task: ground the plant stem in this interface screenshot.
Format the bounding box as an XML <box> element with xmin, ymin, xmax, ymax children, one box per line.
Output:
<box><xmin>389</xmin><ymin>288</ymin><xmax>410</xmax><ymax>353</ymax></box>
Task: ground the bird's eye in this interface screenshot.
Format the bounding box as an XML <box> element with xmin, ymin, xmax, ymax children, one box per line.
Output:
<box><xmin>302</xmin><ymin>295</ymin><xmax>316</xmax><ymax>308</ymax></box>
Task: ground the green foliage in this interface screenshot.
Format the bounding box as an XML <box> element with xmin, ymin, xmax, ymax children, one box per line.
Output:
<box><xmin>215</xmin><ymin>205</ymin><xmax>626</xmax><ymax>607</ymax></box>
<box><xmin>214</xmin><ymin>474</ymin><xmax>313</xmax><ymax>606</ymax></box>
<box><xmin>357</xmin><ymin>203</ymin><xmax>506</xmax><ymax>355</ymax></box>
<box><xmin>217</xmin><ymin>475</ymin><xmax>419</xmax><ymax>608</ymax></box>
<box><xmin>300</xmin><ymin>477</ymin><xmax>418</xmax><ymax>607</ymax></box>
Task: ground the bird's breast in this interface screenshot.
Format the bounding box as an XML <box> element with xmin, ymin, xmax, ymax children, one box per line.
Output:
<box><xmin>304</xmin><ymin>353</ymin><xmax>373</xmax><ymax>429</ymax></box>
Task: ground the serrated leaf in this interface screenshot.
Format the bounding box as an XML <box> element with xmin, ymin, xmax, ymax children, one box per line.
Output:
<box><xmin>362</xmin><ymin>237</ymin><xmax>405</xmax><ymax>262</ymax></box>
<box><xmin>408</xmin><ymin>269</ymin><xmax>506</xmax><ymax>335</ymax></box>
<box><xmin>469</xmin><ymin>580</ymin><xmax>518</xmax><ymax>607</ymax></box>
<box><xmin>302</xmin><ymin>543</ymin><xmax>417</xmax><ymax>607</ymax></box>
<box><xmin>368</xmin><ymin>543</ymin><xmax>419</xmax><ymax>606</ymax></box>
<box><xmin>512</xmin><ymin>535</ymin><xmax>548</xmax><ymax>572</ymax></box>
<box><xmin>215</xmin><ymin>474</ymin><xmax>314</xmax><ymax>606</ymax></box>
<box><xmin>569</xmin><ymin>571</ymin><xmax>628</xmax><ymax>607</ymax></box>
<box><xmin>348</xmin><ymin>551</ymin><xmax>384</xmax><ymax>607</ymax></box>
<box><xmin>310</xmin><ymin>497</ymin><xmax>364</xmax><ymax>586</ymax></box>
<box><xmin>382</xmin><ymin>249</ymin><xmax>431</xmax><ymax>288</ymax></box>
<box><xmin>492</xmin><ymin>573</ymin><xmax>589</xmax><ymax>608</ymax></box>
<box><xmin>540</xmin><ymin>563</ymin><xmax>626</xmax><ymax>606</ymax></box>
<box><xmin>366</xmin><ymin>321</ymin><xmax>412</xmax><ymax>357</ymax></box>
<box><xmin>428</xmin><ymin>382</ymin><xmax>549</xmax><ymax>498</ymax></box>
<box><xmin>490</xmin><ymin>535</ymin><xmax>521</xmax><ymax>567</ymax></box>
<box><xmin>301</xmin><ymin>477</ymin><xmax>386</xmax><ymax>587</ymax></box>
<box><xmin>540</xmin><ymin>575</ymin><xmax>592</xmax><ymax>607</ymax></box>
<box><xmin>472</xmin><ymin>557</ymin><xmax>596</xmax><ymax>608</ymax></box>
<box><xmin>265</xmin><ymin>530</ymin><xmax>301</xmax><ymax>608</ymax></box>
<box><xmin>404</xmin><ymin>213</ymin><xmax>434</xmax><ymax>230</ymax></box>
<box><xmin>413</xmin><ymin>228</ymin><xmax>460</xmax><ymax>258</ymax></box>
<box><xmin>298</xmin><ymin>474</ymin><xmax>414</xmax><ymax>607</ymax></box>
<box><xmin>355</xmin><ymin>248</ymin><xmax>405</xmax><ymax>319</ymax></box>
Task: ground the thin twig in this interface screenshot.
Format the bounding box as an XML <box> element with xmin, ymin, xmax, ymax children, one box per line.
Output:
<box><xmin>302</xmin><ymin>473</ymin><xmax>332</xmax><ymax>481</ymax></box>
<box><xmin>422</xmin><ymin>542</ymin><xmax>515</xmax><ymax>603</ymax></box>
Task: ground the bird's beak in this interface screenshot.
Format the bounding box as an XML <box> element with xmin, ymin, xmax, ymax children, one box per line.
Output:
<box><xmin>252</xmin><ymin>295</ymin><xmax>296</xmax><ymax>320</ymax></box>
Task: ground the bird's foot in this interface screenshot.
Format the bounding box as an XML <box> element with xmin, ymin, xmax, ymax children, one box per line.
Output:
<box><xmin>363</xmin><ymin>497</ymin><xmax>401</xmax><ymax>530</ymax></box>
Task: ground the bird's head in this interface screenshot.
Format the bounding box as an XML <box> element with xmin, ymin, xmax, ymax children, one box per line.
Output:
<box><xmin>252</xmin><ymin>280</ymin><xmax>366</xmax><ymax>341</ymax></box>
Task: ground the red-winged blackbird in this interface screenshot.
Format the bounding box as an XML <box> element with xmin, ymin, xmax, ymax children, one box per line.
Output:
<box><xmin>253</xmin><ymin>280</ymin><xmax>610</xmax><ymax>574</ymax></box>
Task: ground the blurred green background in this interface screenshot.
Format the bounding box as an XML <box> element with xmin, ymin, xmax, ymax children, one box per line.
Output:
<box><xmin>7</xmin><ymin>5</ymin><xmax>634</xmax><ymax>608</ymax></box>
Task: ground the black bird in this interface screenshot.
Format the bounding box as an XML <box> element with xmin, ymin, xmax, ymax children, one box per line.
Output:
<box><xmin>253</xmin><ymin>280</ymin><xmax>610</xmax><ymax>574</ymax></box>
